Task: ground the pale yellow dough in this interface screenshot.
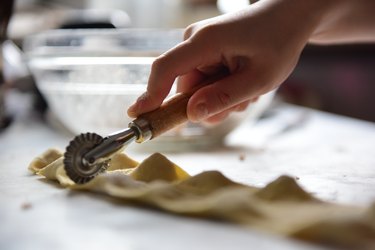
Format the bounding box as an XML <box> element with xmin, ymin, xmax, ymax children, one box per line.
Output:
<box><xmin>29</xmin><ymin>149</ymin><xmax>375</xmax><ymax>249</ymax></box>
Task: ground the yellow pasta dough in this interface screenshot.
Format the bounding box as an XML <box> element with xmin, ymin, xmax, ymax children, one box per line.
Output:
<box><xmin>29</xmin><ymin>149</ymin><xmax>375</xmax><ymax>249</ymax></box>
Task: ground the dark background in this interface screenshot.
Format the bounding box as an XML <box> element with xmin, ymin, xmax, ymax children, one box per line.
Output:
<box><xmin>280</xmin><ymin>44</ymin><xmax>375</xmax><ymax>122</ymax></box>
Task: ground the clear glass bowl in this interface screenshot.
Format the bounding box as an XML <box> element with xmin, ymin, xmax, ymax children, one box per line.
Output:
<box><xmin>24</xmin><ymin>29</ymin><xmax>275</xmax><ymax>152</ymax></box>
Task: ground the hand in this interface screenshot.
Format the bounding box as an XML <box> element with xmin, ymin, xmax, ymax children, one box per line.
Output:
<box><xmin>127</xmin><ymin>0</ymin><xmax>365</xmax><ymax>123</ymax></box>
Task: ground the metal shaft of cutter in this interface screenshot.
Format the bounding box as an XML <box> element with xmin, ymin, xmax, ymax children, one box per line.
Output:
<box><xmin>82</xmin><ymin>118</ymin><xmax>152</xmax><ymax>166</ymax></box>
<box><xmin>82</xmin><ymin>128</ymin><xmax>137</xmax><ymax>165</ymax></box>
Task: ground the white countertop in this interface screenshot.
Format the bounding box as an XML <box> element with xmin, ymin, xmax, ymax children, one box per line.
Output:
<box><xmin>1</xmin><ymin>96</ymin><xmax>374</xmax><ymax>250</ymax></box>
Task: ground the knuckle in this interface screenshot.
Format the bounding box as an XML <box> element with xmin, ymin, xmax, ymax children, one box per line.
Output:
<box><xmin>151</xmin><ymin>55</ymin><xmax>167</xmax><ymax>73</ymax></box>
<box><xmin>184</xmin><ymin>19</ymin><xmax>218</xmax><ymax>41</ymax></box>
<box><xmin>195</xmin><ymin>24</ymin><xmax>218</xmax><ymax>41</ymax></box>
<box><xmin>183</xmin><ymin>24</ymin><xmax>195</xmax><ymax>40</ymax></box>
<box><xmin>185</xmin><ymin>22</ymin><xmax>220</xmax><ymax>46</ymax></box>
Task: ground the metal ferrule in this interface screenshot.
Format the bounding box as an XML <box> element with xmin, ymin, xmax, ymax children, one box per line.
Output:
<box><xmin>129</xmin><ymin>118</ymin><xmax>152</xmax><ymax>143</ymax></box>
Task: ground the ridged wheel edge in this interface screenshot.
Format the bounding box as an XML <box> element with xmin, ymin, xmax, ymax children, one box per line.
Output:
<box><xmin>63</xmin><ymin>132</ymin><xmax>109</xmax><ymax>184</ymax></box>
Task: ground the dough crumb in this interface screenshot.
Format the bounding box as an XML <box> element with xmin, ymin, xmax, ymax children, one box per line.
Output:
<box><xmin>239</xmin><ymin>153</ymin><xmax>246</xmax><ymax>161</ymax></box>
<box><xmin>21</xmin><ymin>202</ymin><xmax>32</xmax><ymax>210</ymax></box>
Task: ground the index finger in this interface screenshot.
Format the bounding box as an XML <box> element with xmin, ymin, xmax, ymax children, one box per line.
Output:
<box><xmin>129</xmin><ymin>38</ymin><xmax>219</xmax><ymax>117</ymax></box>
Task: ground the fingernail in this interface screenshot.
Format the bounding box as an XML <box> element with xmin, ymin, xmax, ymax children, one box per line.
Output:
<box><xmin>194</xmin><ymin>103</ymin><xmax>209</xmax><ymax>121</ymax></box>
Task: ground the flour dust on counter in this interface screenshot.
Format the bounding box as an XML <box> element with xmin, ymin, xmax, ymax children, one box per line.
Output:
<box><xmin>29</xmin><ymin>148</ymin><xmax>375</xmax><ymax>250</ymax></box>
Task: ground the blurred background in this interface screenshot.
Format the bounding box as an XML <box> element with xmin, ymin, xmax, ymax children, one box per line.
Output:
<box><xmin>1</xmin><ymin>0</ymin><xmax>374</xmax><ymax>136</ymax></box>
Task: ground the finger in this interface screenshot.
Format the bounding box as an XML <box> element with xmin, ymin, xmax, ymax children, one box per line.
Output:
<box><xmin>202</xmin><ymin>100</ymin><xmax>250</xmax><ymax>124</ymax></box>
<box><xmin>250</xmin><ymin>96</ymin><xmax>259</xmax><ymax>103</ymax></box>
<box><xmin>203</xmin><ymin>110</ymin><xmax>231</xmax><ymax>124</ymax></box>
<box><xmin>186</xmin><ymin>71</ymin><xmax>265</xmax><ymax>122</ymax></box>
<box><xmin>176</xmin><ymin>69</ymin><xmax>206</xmax><ymax>93</ymax></box>
<box><xmin>127</xmin><ymin>39</ymin><xmax>219</xmax><ymax>117</ymax></box>
<box><xmin>177</xmin><ymin>64</ymin><xmax>227</xmax><ymax>93</ymax></box>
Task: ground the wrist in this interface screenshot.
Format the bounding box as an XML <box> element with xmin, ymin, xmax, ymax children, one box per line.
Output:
<box><xmin>281</xmin><ymin>0</ymin><xmax>339</xmax><ymax>47</ymax></box>
<box><xmin>305</xmin><ymin>0</ymin><xmax>345</xmax><ymax>43</ymax></box>
<box><xmin>250</xmin><ymin>0</ymin><xmax>338</xmax><ymax>50</ymax></box>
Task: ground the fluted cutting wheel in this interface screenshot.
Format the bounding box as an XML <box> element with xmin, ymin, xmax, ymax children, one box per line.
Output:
<box><xmin>64</xmin><ymin>132</ymin><xmax>110</xmax><ymax>184</ymax></box>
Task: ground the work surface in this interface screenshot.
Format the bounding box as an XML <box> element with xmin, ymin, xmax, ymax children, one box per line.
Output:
<box><xmin>1</xmin><ymin>102</ymin><xmax>374</xmax><ymax>250</ymax></box>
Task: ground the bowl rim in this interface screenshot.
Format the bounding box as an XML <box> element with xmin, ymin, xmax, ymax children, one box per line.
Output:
<box><xmin>23</xmin><ymin>28</ymin><xmax>184</xmax><ymax>56</ymax></box>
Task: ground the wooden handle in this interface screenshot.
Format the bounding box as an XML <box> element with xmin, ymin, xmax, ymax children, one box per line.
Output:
<box><xmin>137</xmin><ymin>92</ymin><xmax>191</xmax><ymax>139</ymax></box>
<box><xmin>137</xmin><ymin>70</ymin><xmax>229</xmax><ymax>140</ymax></box>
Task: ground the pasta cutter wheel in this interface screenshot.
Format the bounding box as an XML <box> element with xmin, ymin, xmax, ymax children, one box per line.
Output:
<box><xmin>64</xmin><ymin>133</ymin><xmax>110</xmax><ymax>184</ymax></box>
<box><xmin>62</xmin><ymin>72</ymin><xmax>228</xmax><ymax>184</ymax></box>
<box><xmin>62</xmin><ymin>89</ymin><xmax>192</xmax><ymax>185</ymax></box>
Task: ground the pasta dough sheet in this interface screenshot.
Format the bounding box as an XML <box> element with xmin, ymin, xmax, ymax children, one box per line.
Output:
<box><xmin>29</xmin><ymin>149</ymin><xmax>375</xmax><ymax>249</ymax></box>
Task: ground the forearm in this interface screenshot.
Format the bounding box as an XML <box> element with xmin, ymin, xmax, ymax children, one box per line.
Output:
<box><xmin>309</xmin><ymin>0</ymin><xmax>375</xmax><ymax>44</ymax></box>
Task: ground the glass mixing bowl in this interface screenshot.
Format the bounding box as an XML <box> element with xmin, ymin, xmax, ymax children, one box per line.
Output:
<box><xmin>24</xmin><ymin>29</ymin><xmax>275</xmax><ymax>151</ymax></box>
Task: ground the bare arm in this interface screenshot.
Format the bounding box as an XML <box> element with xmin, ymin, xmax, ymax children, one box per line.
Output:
<box><xmin>310</xmin><ymin>0</ymin><xmax>375</xmax><ymax>44</ymax></box>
